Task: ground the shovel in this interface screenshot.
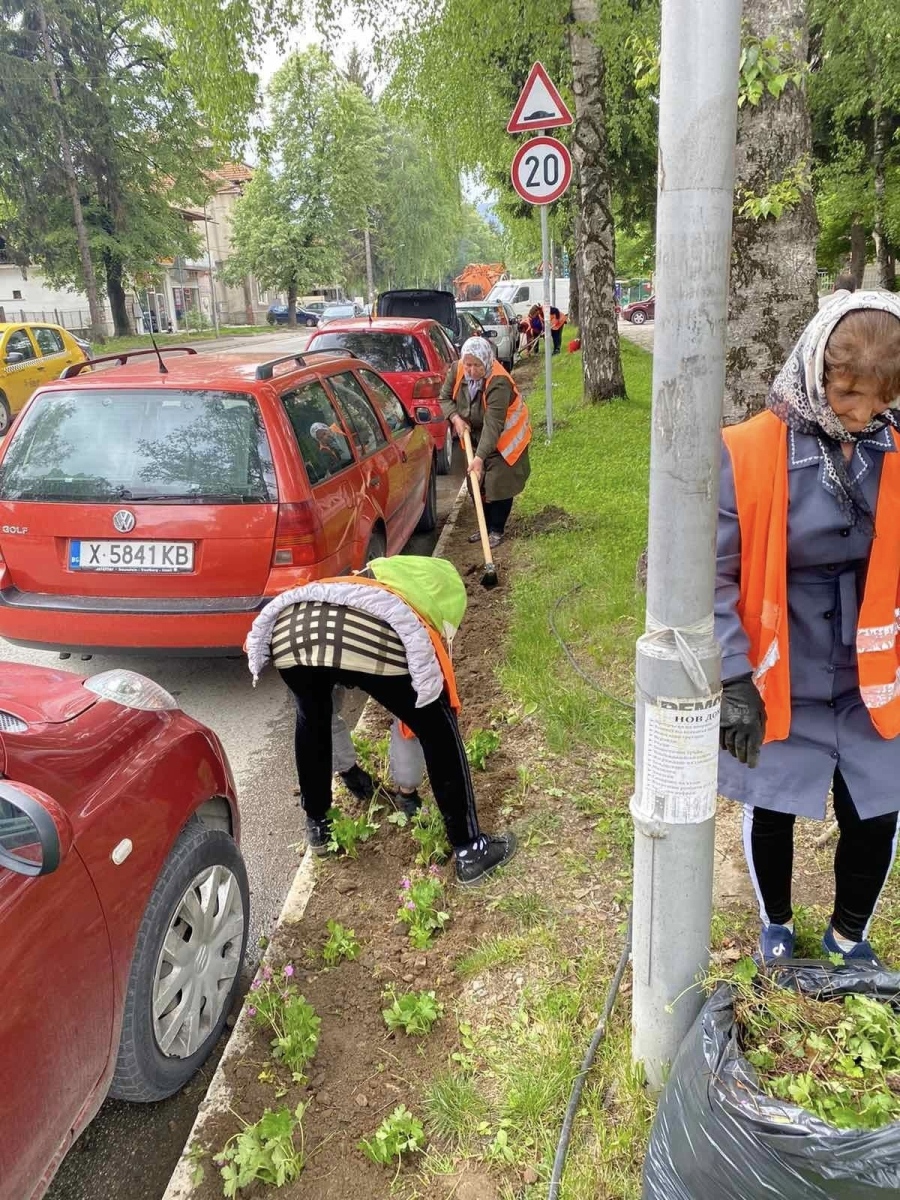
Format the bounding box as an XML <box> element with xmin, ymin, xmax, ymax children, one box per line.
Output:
<box><xmin>461</xmin><ymin>428</ymin><xmax>499</xmax><ymax>589</ymax></box>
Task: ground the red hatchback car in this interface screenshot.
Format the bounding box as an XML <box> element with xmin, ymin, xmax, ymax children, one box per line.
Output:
<box><xmin>0</xmin><ymin>347</ymin><xmax>437</xmax><ymax>654</ymax></box>
<box><xmin>0</xmin><ymin>663</ymin><xmax>247</xmax><ymax>1200</ymax></box>
<box><xmin>306</xmin><ymin>317</ymin><xmax>457</xmax><ymax>474</ymax></box>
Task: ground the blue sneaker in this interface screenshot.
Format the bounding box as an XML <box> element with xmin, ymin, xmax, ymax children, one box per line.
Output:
<box><xmin>822</xmin><ymin>924</ymin><xmax>884</xmax><ymax>969</ymax></box>
<box><xmin>759</xmin><ymin>922</ymin><xmax>795</xmax><ymax>964</ymax></box>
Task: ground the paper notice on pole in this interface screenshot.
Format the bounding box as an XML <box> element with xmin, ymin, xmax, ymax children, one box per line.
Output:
<box><xmin>637</xmin><ymin>695</ymin><xmax>721</xmax><ymax>824</ymax></box>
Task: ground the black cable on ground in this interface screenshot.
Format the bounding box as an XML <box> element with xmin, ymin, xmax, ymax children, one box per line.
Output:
<box><xmin>549</xmin><ymin>907</ymin><xmax>634</xmax><ymax>1200</ymax></box>
<box><xmin>549</xmin><ymin>585</ymin><xmax>635</xmax><ymax>714</ymax></box>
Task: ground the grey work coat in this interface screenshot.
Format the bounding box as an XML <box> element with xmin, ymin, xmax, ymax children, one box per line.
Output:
<box><xmin>440</xmin><ymin>369</ymin><xmax>530</xmax><ymax>504</ymax></box>
<box><xmin>715</xmin><ymin>422</ymin><xmax>900</xmax><ymax>820</ymax></box>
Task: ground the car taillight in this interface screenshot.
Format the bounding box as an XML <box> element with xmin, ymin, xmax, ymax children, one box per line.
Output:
<box><xmin>273</xmin><ymin>501</ymin><xmax>322</xmax><ymax>567</ymax></box>
<box><xmin>412</xmin><ymin>376</ymin><xmax>441</xmax><ymax>400</ymax></box>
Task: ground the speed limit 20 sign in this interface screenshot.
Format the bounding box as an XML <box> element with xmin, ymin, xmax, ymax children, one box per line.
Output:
<box><xmin>510</xmin><ymin>136</ymin><xmax>573</xmax><ymax>206</ymax></box>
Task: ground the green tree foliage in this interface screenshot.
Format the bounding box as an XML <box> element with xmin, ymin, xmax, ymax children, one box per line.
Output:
<box><xmin>0</xmin><ymin>0</ymin><xmax>215</xmax><ymax>334</ymax></box>
<box><xmin>810</xmin><ymin>0</ymin><xmax>900</xmax><ymax>283</ymax></box>
<box><xmin>223</xmin><ymin>48</ymin><xmax>381</xmax><ymax>318</ymax></box>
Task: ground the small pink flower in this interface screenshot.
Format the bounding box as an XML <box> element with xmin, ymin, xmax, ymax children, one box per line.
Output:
<box><xmin>250</xmin><ymin>979</ymin><xmax>261</xmax><ymax>991</ymax></box>
<box><xmin>262</xmin><ymin>965</ymin><xmax>273</xmax><ymax>981</ymax></box>
<box><xmin>284</xmin><ymin>964</ymin><xmax>295</xmax><ymax>977</ymax></box>
<box><xmin>421</xmin><ymin>806</ymin><xmax>430</xmax><ymax>816</ymax></box>
<box><xmin>405</xmin><ymin>901</ymin><xmax>416</xmax><ymax>911</ymax></box>
<box><xmin>246</xmin><ymin>1005</ymin><xmax>257</xmax><ymax>1017</ymax></box>
<box><xmin>400</xmin><ymin>877</ymin><xmax>412</xmax><ymax>890</ymax></box>
<box><xmin>429</xmin><ymin>864</ymin><xmax>441</xmax><ymax>877</ymax></box>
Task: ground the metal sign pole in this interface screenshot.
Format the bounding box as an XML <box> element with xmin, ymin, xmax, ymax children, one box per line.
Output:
<box><xmin>541</xmin><ymin>203</ymin><xmax>553</xmax><ymax>441</ymax></box>
<box><xmin>630</xmin><ymin>0</ymin><xmax>742</xmax><ymax>1088</ymax></box>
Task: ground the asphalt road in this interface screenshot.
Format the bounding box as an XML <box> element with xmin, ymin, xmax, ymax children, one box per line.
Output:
<box><xmin>2</xmin><ymin>326</ymin><xmax>465</xmax><ymax>1200</ymax></box>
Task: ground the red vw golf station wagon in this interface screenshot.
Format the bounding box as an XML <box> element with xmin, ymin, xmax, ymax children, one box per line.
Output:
<box><xmin>0</xmin><ymin>347</ymin><xmax>437</xmax><ymax>654</ymax></box>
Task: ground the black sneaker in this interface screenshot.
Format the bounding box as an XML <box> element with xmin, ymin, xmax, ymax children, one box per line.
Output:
<box><xmin>306</xmin><ymin>817</ymin><xmax>331</xmax><ymax>857</ymax></box>
<box><xmin>339</xmin><ymin>763</ymin><xmax>376</xmax><ymax>803</ymax></box>
<box><xmin>392</xmin><ymin>788</ymin><xmax>423</xmax><ymax>818</ymax></box>
<box><xmin>455</xmin><ymin>832</ymin><xmax>518</xmax><ymax>887</ymax></box>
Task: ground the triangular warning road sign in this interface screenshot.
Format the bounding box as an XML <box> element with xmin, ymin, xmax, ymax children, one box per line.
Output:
<box><xmin>507</xmin><ymin>62</ymin><xmax>574</xmax><ymax>133</ymax></box>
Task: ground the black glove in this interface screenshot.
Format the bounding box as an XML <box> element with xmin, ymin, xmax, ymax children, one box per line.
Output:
<box><xmin>719</xmin><ymin>674</ymin><xmax>766</xmax><ymax>768</ymax></box>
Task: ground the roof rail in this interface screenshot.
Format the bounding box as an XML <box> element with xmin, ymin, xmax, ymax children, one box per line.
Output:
<box><xmin>61</xmin><ymin>346</ymin><xmax>198</xmax><ymax>379</ymax></box>
<box><xmin>254</xmin><ymin>348</ymin><xmax>358</xmax><ymax>381</ymax></box>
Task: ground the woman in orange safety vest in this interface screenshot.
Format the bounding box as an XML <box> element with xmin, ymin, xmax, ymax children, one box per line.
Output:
<box><xmin>716</xmin><ymin>291</ymin><xmax>900</xmax><ymax>967</ymax></box>
<box><xmin>440</xmin><ymin>336</ymin><xmax>531</xmax><ymax>548</ymax></box>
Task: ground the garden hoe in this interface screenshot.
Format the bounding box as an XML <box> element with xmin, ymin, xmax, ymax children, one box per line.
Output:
<box><xmin>461</xmin><ymin>428</ymin><xmax>499</xmax><ymax>589</ymax></box>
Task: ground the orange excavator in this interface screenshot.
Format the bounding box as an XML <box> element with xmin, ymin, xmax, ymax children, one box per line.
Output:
<box><xmin>452</xmin><ymin>263</ymin><xmax>506</xmax><ymax>302</ymax></box>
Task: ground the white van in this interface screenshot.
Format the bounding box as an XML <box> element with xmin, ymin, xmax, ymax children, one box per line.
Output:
<box><xmin>486</xmin><ymin>277</ymin><xmax>571</xmax><ymax>317</ymax></box>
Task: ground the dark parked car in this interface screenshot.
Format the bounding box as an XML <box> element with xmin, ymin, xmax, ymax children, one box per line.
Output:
<box><xmin>266</xmin><ymin>305</ymin><xmax>322</xmax><ymax>328</ymax></box>
<box><xmin>621</xmin><ymin>296</ymin><xmax>655</xmax><ymax>325</ymax></box>
<box><xmin>375</xmin><ymin>290</ymin><xmax>493</xmax><ymax>355</ymax></box>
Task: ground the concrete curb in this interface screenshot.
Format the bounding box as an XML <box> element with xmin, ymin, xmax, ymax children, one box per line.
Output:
<box><xmin>163</xmin><ymin>477</ymin><xmax>470</xmax><ymax>1196</ymax></box>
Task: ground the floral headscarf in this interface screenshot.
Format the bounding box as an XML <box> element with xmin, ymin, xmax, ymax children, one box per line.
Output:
<box><xmin>766</xmin><ymin>289</ymin><xmax>900</xmax><ymax>528</ymax></box>
<box><xmin>460</xmin><ymin>336</ymin><xmax>495</xmax><ymax>373</ymax></box>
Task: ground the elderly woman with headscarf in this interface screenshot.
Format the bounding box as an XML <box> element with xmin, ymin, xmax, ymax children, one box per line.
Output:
<box><xmin>440</xmin><ymin>336</ymin><xmax>531</xmax><ymax>548</ymax></box>
<box><xmin>716</xmin><ymin>291</ymin><xmax>900</xmax><ymax>967</ymax></box>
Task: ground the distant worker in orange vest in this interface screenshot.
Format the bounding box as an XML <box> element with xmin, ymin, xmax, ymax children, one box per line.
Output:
<box><xmin>440</xmin><ymin>337</ymin><xmax>531</xmax><ymax>548</ymax></box>
<box><xmin>716</xmin><ymin>291</ymin><xmax>900</xmax><ymax>967</ymax></box>
<box><xmin>549</xmin><ymin>307</ymin><xmax>567</xmax><ymax>355</ymax></box>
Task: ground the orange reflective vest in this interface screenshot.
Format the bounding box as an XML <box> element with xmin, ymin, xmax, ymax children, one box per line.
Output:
<box><xmin>723</xmin><ymin>409</ymin><xmax>900</xmax><ymax>743</ymax></box>
<box><xmin>451</xmin><ymin>360</ymin><xmax>532</xmax><ymax>465</ymax></box>
<box><xmin>550</xmin><ymin>312</ymin><xmax>567</xmax><ymax>332</ymax></box>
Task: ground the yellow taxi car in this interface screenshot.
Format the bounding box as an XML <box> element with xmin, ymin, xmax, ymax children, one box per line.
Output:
<box><xmin>0</xmin><ymin>322</ymin><xmax>90</xmax><ymax>434</ymax></box>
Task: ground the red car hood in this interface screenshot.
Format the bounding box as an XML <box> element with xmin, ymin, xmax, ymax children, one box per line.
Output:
<box><xmin>0</xmin><ymin>663</ymin><xmax>97</xmax><ymax>725</ymax></box>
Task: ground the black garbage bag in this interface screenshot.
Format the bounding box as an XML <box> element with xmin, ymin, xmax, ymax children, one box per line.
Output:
<box><xmin>642</xmin><ymin>963</ymin><xmax>900</xmax><ymax>1199</ymax></box>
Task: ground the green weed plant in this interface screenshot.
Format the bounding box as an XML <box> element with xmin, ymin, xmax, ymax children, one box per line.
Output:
<box><xmin>247</xmin><ymin>965</ymin><xmax>320</xmax><ymax>1083</ymax></box>
<box><xmin>360</xmin><ymin>1105</ymin><xmax>426</xmax><ymax>1167</ymax></box>
<box><xmin>382</xmin><ymin>987</ymin><xmax>444</xmax><ymax>1036</ymax></box>
<box><xmin>322</xmin><ymin>919</ymin><xmax>360</xmax><ymax>966</ymax></box>
<box><xmin>733</xmin><ymin>958</ymin><xmax>900</xmax><ymax>1129</ymax></box>
<box><xmin>216</xmin><ymin>1103</ymin><xmax>306</xmax><ymax>1195</ymax></box>
<box><xmin>397</xmin><ymin>870</ymin><xmax>449</xmax><ymax>949</ymax></box>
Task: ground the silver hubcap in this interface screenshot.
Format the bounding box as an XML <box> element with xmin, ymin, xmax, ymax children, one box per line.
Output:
<box><xmin>152</xmin><ymin>864</ymin><xmax>244</xmax><ymax>1059</ymax></box>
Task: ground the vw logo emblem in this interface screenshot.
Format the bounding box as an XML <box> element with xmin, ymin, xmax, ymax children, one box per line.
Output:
<box><xmin>112</xmin><ymin>510</ymin><xmax>136</xmax><ymax>534</ymax></box>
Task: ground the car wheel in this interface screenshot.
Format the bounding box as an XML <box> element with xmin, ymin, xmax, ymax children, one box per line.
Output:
<box><xmin>365</xmin><ymin>528</ymin><xmax>387</xmax><ymax>565</ymax></box>
<box><xmin>415</xmin><ymin>462</ymin><xmax>438</xmax><ymax>534</ymax></box>
<box><xmin>266</xmin><ymin>313</ymin><xmax>277</xmax><ymax>326</ymax></box>
<box><xmin>305</xmin><ymin>317</ymin><xmax>317</xmax><ymax>327</ymax></box>
<box><xmin>436</xmin><ymin>431</ymin><xmax>453</xmax><ymax>476</ymax></box>
<box><xmin>631</xmin><ymin>310</ymin><xmax>647</xmax><ymax>325</ymax></box>
<box><xmin>108</xmin><ymin>819</ymin><xmax>249</xmax><ymax>1102</ymax></box>
<box><xmin>0</xmin><ymin>394</ymin><xmax>10</xmax><ymax>436</ymax></box>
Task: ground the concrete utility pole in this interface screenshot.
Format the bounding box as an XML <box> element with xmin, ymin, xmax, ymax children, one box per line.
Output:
<box><xmin>630</xmin><ymin>0</ymin><xmax>742</xmax><ymax>1089</ymax></box>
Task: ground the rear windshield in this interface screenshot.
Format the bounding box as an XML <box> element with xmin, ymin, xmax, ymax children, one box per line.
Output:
<box><xmin>311</xmin><ymin>332</ymin><xmax>428</xmax><ymax>373</ymax></box>
<box><xmin>0</xmin><ymin>389</ymin><xmax>277</xmax><ymax>503</ymax></box>
<box><xmin>460</xmin><ymin>306</ymin><xmax>501</xmax><ymax>325</ymax></box>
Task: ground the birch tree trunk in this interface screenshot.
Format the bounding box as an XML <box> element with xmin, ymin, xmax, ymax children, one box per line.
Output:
<box><xmin>724</xmin><ymin>0</ymin><xmax>818</xmax><ymax>424</ymax></box>
<box><xmin>850</xmin><ymin>220</ymin><xmax>867</xmax><ymax>286</ymax></box>
<box><xmin>873</xmin><ymin>107</ymin><xmax>891</xmax><ymax>290</ymax></box>
<box><xmin>568</xmin><ymin>0</ymin><xmax>625</xmax><ymax>402</ymax></box>
<box><xmin>36</xmin><ymin>2</ymin><xmax>105</xmax><ymax>342</ymax></box>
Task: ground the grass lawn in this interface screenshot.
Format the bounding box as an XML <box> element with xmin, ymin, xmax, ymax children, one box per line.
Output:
<box><xmin>396</xmin><ymin>336</ymin><xmax>656</xmax><ymax>1200</ymax></box>
<box><xmin>97</xmin><ymin>326</ymin><xmax>273</xmax><ymax>353</ymax></box>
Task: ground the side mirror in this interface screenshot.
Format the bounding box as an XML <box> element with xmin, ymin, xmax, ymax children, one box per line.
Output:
<box><xmin>483</xmin><ymin>329</ymin><xmax>498</xmax><ymax>339</ymax></box>
<box><xmin>414</xmin><ymin>406</ymin><xmax>434</xmax><ymax>424</ymax></box>
<box><xmin>5</xmin><ymin>351</ymin><xmax>25</xmax><ymax>366</ymax></box>
<box><xmin>0</xmin><ymin>781</ymin><xmax>72</xmax><ymax>877</ymax></box>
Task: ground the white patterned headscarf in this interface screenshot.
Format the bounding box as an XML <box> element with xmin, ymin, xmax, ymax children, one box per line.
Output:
<box><xmin>460</xmin><ymin>337</ymin><xmax>494</xmax><ymax>373</ymax></box>
<box><xmin>766</xmin><ymin>289</ymin><xmax>900</xmax><ymax>528</ymax></box>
